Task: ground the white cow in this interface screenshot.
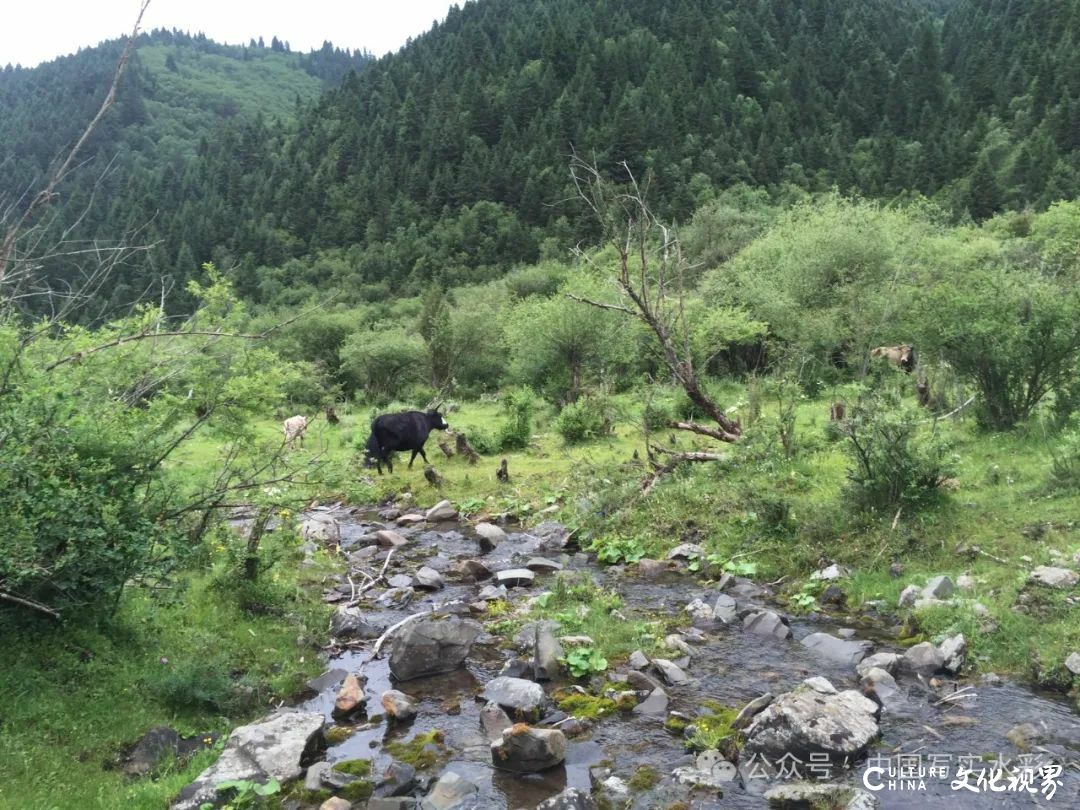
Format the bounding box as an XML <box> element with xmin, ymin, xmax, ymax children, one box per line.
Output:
<box><xmin>283</xmin><ymin>415</ymin><xmax>309</xmax><ymax>449</ymax></box>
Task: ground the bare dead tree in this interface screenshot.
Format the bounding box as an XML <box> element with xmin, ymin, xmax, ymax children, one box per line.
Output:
<box><xmin>566</xmin><ymin>154</ymin><xmax>741</xmax><ymax>492</ymax></box>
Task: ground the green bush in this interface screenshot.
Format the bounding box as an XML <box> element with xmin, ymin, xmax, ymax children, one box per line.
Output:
<box><xmin>339</xmin><ymin>329</ymin><xmax>428</xmax><ymax>404</ymax></box>
<box><xmin>151</xmin><ymin>653</ymin><xmax>259</xmax><ymax>714</ymax></box>
<box><xmin>498</xmin><ymin>387</ymin><xmax>536</xmax><ymax>450</ymax></box>
<box><xmin>556</xmin><ymin>394</ymin><xmax>617</xmax><ymax>444</ymax></box>
<box><xmin>642</xmin><ymin>399</ymin><xmax>673</xmax><ymax>432</ymax></box>
<box><xmin>1047</xmin><ymin>419</ymin><xmax>1080</xmax><ymax>493</ymax></box>
<box><xmin>841</xmin><ymin>401</ymin><xmax>954</xmax><ymax>514</ymax></box>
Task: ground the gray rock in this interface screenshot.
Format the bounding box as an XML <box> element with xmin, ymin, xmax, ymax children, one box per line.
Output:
<box><xmin>388</xmin><ymin>574</ymin><xmax>414</xmax><ymax>589</ymax></box>
<box><xmin>799</xmin><ymin>633</ymin><xmax>873</xmax><ymax>666</ymax></box>
<box><xmin>305</xmin><ymin>761</ymin><xmax>331</xmax><ymax>791</ymax></box>
<box><xmin>477</xmin><ymin>584</ymin><xmax>507</xmax><ymax>601</ymax></box>
<box><xmin>628</xmin><ymin>650</ymin><xmax>650</xmax><ymax>670</ymax></box>
<box><xmin>483</xmin><ymin>677</ymin><xmax>546</xmax><ymax>716</ymax></box>
<box><xmin>526</xmin><ymin>557</ymin><xmax>563</xmax><ymax>573</ymax></box>
<box><xmin>956</xmin><ymin>574</ymin><xmax>976</xmax><ymax>591</ymax></box>
<box><xmin>374</xmin><ymin>761</ymin><xmax>417</xmax><ymax>799</ymax></box>
<box><xmin>636</xmin><ymin>559</ymin><xmax>668</xmax><ymax>580</ymax></box>
<box><xmin>1065</xmin><ymin>652</ymin><xmax>1080</xmax><ymax>676</ymax></box>
<box><xmin>171</xmin><ymin>711</ymin><xmax>325</xmax><ymax>810</ymax></box>
<box><xmin>495</xmin><ymin>568</ymin><xmax>536</xmax><ymax>587</ymax></box>
<box><xmin>450</xmin><ymin>559</ymin><xmax>492</xmax><ymax>582</ymax></box>
<box><xmin>898</xmin><ymin>584</ymin><xmax>920</xmax><ymax>607</ymax></box>
<box><xmin>532</xmin><ymin>521</ymin><xmax>571</xmax><ymax>549</ymax></box>
<box><xmin>389</xmin><ymin>618</ymin><xmax>482</xmax><ymax>681</ymax></box>
<box><xmin>673</xmin><ymin>749</ymin><xmax>737</xmax><ymax>789</ymax></box>
<box><xmin>684</xmin><ymin>598</ymin><xmax>715</xmax><ymax>623</ymax></box>
<box><xmin>425</xmin><ymin>500</ymin><xmax>458</xmax><ymax>522</ymax></box>
<box><xmin>743</xmin><ymin>610</ymin><xmax>792</xmax><ymax>640</ymax></box>
<box><xmin>666</xmin><ymin>543</ymin><xmax>703</xmax><ymax>561</ymax></box>
<box><xmin>1030</xmin><ymin>566</ymin><xmax>1078</xmax><ymax>589</ymax></box>
<box><xmin>534</xmin><ymin>625</ymin><xmax>563</xmax><ymax>681</ymax></box>
<box><xmin>396</xmin><ymin>513</ymin><xmax>425</xmax><ymax>527</ymax></box>
<box><xmin>330</xmin><ymin>606</ymin><xmax>381</xmax><ymax>640</ymax></box>
<box><xmin>811</xmin><ymin>564</ymin><xmax>849</xmax><ymax>581</ymax></box>
<box><xmin>421</xmin><ymin>771</ymin><xmax>477</xmax><ymax>810</ymax></box>
<box><xmin>537</xmin><ymin>788</ymin><xmax>597</xmax><ymax>810</ymax></box>
<box><xmin>732</xmin><ymin>693</ymin><xmax>775</xmax><ymax>730</ymax></box>
<box><xmin>859</xmin><ymin>667</ymin><xmax>907</xmax><ymax>714</ymax></box>
<box><xmin>320</xmin><ymin>796</ymin><xmax>353</xmax><ymax>810</ymax></box>
<box><xmin>743</xmin><ymin>678</ymin><xmax>879</xmax><ymax>763</ymax></box>
<box><xmin>474</xmin><ymin>522</ymin><xmax>507</xmax><ymax>544</ymax></box>
<box><xmin>514</xmin><ymin>620</ymin><xmax>561</xmax><ymax>650</ymax></box>
<box><xmin>491</xmin><ymin>726</ymin><xmax>567</xmax><ymax>772</ymax></box>
<box><xmin>923</xmin><ymin>575</ymin><xmax>955</xmax><ymax>599</ymax></box>
<box><xmin>480</xmin><ymin>701</ymin><xmax>513</xmax><ymax>742</ymax></box>
<box><xmin>332</xmin><ymin>673</ymin><xmax>365</xmax><ymax>720</ymax></box>
<box><xmin>855</xmin><ymin>652</ymin><xmax>902</xmax><ymax>677</ymax></box>
<box><xmin>652</xmin><ymin>658</ymin><xmax>691</xmax><ymax>685</ymax></box>
<box><xmin>626</xmin><ymin>670</ymin><xmax>663</xmax><ymax>692</ymax></box>
<box><xmin>301</xmin><ymin>515</ymin><xmax>341</xmax><ymax>544</ymax></box>
<box><xmin>939</xmin><ymin>633</ymin><xmax>967</xmax><ymax>674</ymax></box>
<box><xmin>901</xmin><ymin>642</ymin><xmax>945</xmax><ymax>675</ymax></box>
<box><xmin>375</xmin><ymin>529</ymin><xmax>409</xmax><ymax>547</ymax></box>
<box><xmin>764</xmin><ymin>782</ymin><xmax>879</xmax><ymax>809</ymax></box>
<box><xmin>632</xmin><ymin>687</ymin><xmax>669</xmax><ymax>717</ymax></box>
<box><xmin>712</xmin><ymin>593</ymin><xmax>738</xmax><ymax>623</ymax></box>
<box><xmin>381</xmin><ymin>689</ymin><xmax>419</xmax><ymax>721</ymax></box>
<box><xmin>414</xmin><ymin>566</ymin><xmax>445</xmax><ymax>590</ymax></box>
<box><xmin>665</xmin><ymin>634</ymin><xmax>693</xmax><ymax>657</ymax></box>
<box><xmin>802</xmin><ymin>676</ymin><xmax>837</xmax><ymax>694</ymax></box>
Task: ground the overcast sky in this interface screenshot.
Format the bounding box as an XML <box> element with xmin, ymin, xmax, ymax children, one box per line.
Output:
<box><xmin>1</xmin><ymin>0</ymin><xmax>461</xmax><ymax>68</ymax></box>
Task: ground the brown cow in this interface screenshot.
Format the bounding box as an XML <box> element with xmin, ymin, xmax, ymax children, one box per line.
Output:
<box><xmin>870</xmin><ymin>344</ymin><xmax>916</xmax><ymax>373</ymax></box>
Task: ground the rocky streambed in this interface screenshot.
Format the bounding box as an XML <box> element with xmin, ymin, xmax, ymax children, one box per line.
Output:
<box><xmin>170</xmin><ymin>501</ymin><xmax>1080</xmax><ymax>809</ymax></box>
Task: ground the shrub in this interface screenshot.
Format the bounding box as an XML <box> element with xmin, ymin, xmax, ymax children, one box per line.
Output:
<box><xmin>841</xmin><ymin>401</ymin><xmax>954</xmax><ymax>515</ymax></box>
<box><xmin>1047</xmin><ymin>419</ymin><xmax>1080</xmax><ymax>493</ymax></box>
<box><xmin>339</xmin><ymin>329</ymin><xmax>428</xmax><ymax>404</ymax></box>
<box><xmin>642</xmin><ymin>398</ymin><xmax>673</xmax><ymax>432</ymax></box>
<box><xmin>498</xmin><ymin>387</ymin><xmax>536</xmax><ymax>450</ymax></box>
<box><xmin>557</xmin><ymin>394</ymin><xmax>618</xmax><ymax>444</ymax></box>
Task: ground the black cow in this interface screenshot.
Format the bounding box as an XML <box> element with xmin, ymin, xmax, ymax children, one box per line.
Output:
<box><xmin>364</xmin><ymin>409</ymin><xmax>449</xmax><ymax>474</ymax></box>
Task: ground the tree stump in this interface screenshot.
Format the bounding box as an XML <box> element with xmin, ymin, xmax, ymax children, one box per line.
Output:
<box><xmin>829</xmin><ymin>402</ymin><xmax>846</xmax><ymax>421</ymax></box>
<box><xmin>438</xmin><ymin>439</ymin><xmax>455</xmax><ymax>459</ymax></box>
<box><xmin>496</xmin><ymin>458</ymin><xmax>510</xmax><ymax>483</ymax></box>
<box><xmin>455</xmin><ymin>432</ymin><xmax>480</xmax><ymax>464</ymax></box>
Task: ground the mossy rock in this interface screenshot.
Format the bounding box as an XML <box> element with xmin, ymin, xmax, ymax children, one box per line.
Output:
<box><xmin>557</xmin><ymin>692</ymin><xmax>617</xmax><ymax>719</ymax></box>
<box><xmin>384</xmin><ymin>729</ymin><xmax>447</xmax><ymax>770</ymax></box>
<box><xmin>629</xmin><ymin>765</ymin><xmax>661</xmax><ymax>792</ymax></box>
<box><xmin>332</xmin><ymin>758</ymin><xmax>372</xmax><ymax>777</ymax></box>
<box><xmin>338</xmin><ymin>779</ymin><xmax>374</xmax><ymax>801</ymax></box>
<box><xmin>325</xmin><ymin>726</ymin><xmax>356</xmax><ymax>745</ymax></box>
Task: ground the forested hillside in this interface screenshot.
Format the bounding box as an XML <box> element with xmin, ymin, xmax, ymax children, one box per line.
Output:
<box><xmin>0</xmin><ymin>29</ymin><xmax>369</xmax><ymax>311</ymax></box>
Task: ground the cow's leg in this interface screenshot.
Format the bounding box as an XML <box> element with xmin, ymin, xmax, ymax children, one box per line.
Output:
<box><xmin>417</xmin><ymin>447</ymin><xmax>430</xmax><ymax>465</ymax></box>
<box><xmin>408</xmin><ymin>449</ymin><xmax>419</xmax><ymax>469</ymax></box>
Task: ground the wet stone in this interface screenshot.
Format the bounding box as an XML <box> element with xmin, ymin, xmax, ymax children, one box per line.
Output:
<box><xmin>388</xmin><ymin>617</ymin><xmax>481</xmax><ymax>681</ymax></box>
<box><xmin>632</xmin><ymin>687</ymin><xmax>669</xmax><ymax>718</ymax></box>
<box><xmin>480</xmin><ymin>701</ymin><xmax>513</xmax><ymax>742</ymax></box>
<box><xmin>799</xmin><ymin>632</ymin><xmax>873</xmax><ymax>666</ymax></box>
<box><xmin>732</xmin><ymin>693</ymin><xmax>774</xmax><ymax>730</ymax></box>
<box><xmin>673</xmin><ymin>749</ymin><xmax>737</xmax><ymax>790</ymax></box>
<box><xmin>684</xmin><ymin>598</ymin><xmax>714</xmax><ymax>623</ymax></box>
<box><xmin>474</xmin><ymin>522</ymin><xmax>507</xmax><ymax>545</ymax></box>
<box><xmin>373</xmin><ymin>761</ymin><xmax>417</xmax><ymax>798</ymax></box>
<box><xmin>712</xmin><ymin>593</ymin><xmax>738</xmax><ymax>623</ymax></box>
<box><xmin>425</xmin><ymin>500</ymin><xmax>458</xmax><ymax>522</ymax></box>
<box><xmin>939</xmin><ymin>633</ymin><xmax>967</xmax><ymax>674</ymax></box>
<box><xmin>901</xmin><ymin>642</ymin><xmax>944</xmax><ymax>675</ymax></box>
<box><xmin>482</xmin><ymin>676</ymin><xmax>546</xmax><ymax>716</ymax></box>
<box><xmin>652</xmin><ymin>658</ymin><xmax>690</xmax><ymax>685</ymax></box>
<box><xmin>536</xmin><ymin>787</ymin><xmax>597</xmax><ymax>810</ymax></box>
<box><xmin>743</xmin><ymin>610</ymin><xmax>792</xmax><ymax>640</ymax></box>
<box><xmin>491</xmin><ymin>724</ymin><xmax>567</xmax><ymax>772</ymax></box>
<box><xmin>413</xmin><ymin>566</ymin><xmax>444</xmax><ymax>590</ymax></box>
<box><xmin>626</xmin><ymin>670</ymin><xmax>663</xmax><ymax>692</ymax></box>
<box><xmin>535</xmin><ymin>624</ymin><xmax>563</xmax><ymax>681</ymax></box>
<box><xmin>381</xmin><ymin>689</ymin><xmax>418</xmax><ymax>722</ymax></box>
<box><xmin>388</xmin><ymin>574</ymin><xmax>413</xmax><ymax>589</ymax></box>
<box><xmin>332</xmin><ymin>673</ymin><xmax>365</xmax><ymax>720</ymax></box>
<box><xmin>376</xmin><ymin>529</ymin><xmax>409</xmax><ymax>547</ymax></box>
<box><xmin>330</xmin><ymin>606</ymin><xmax>382</xmax><ymax>640</ymax></box>
<box><xmin>628</xmin><ymin>650</ymin><xmax>650</xmax><ymax>670</ymax></box>
<box><xmin>855</xmin><ymin>652</ymin><xmax>901</xmax><ymax>677</ymax></box>
<box><xmin>526</xmin><ymin>557</ymin><xmax>563</xmax><ymax>573</ymax></box>
<box><xmin>860</xmin><ymin>667</ymin><xmax>907</xmax><ymax>714</ymax></box>
<box><xmin>421</xmin><ymin>771</ymin><xmax>477</xmax><ymax>810</ymax></box>
<box><xmin>764</xmin><ymin>782</ymin><xmax>880</xmax><ymax>809</ymax></box>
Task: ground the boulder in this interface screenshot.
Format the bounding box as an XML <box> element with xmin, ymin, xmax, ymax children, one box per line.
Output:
<box><xmin>302</xmin><ymin>515</ymin><xmax>341</xmax><ymax>544</ymax></box>
<box><xmin>421</xmin><ymin>771</ymin><xmax>478</xmax><ymax>810</ymax></box>
<box><xmin>396</xmin><ymin>513</ymin><xmax>425</xmax><ymax>527</ymax></box>
<box><xmin>897</xmin><ymin>585</ymin><xmax>920</xmax><ymax>608</ymax></box>
<box><xmin>665</xmin><ymin>634</ymin><xmax>693</xmax><ymax>657</ymax></box>
<box><xmin>712</xmin><ymin>594</ymin><xmax>738</xmax><ymax>624</ymax></box>
<box><xmin>685</xmin><ymin>598</ymin><xmax>715</xmax><ymax>623</ymax></box>
<box><xmin>939</xmin><ymin>633</ymin><xmax>967</xmax><ymax>674</ymax></box>
<box><xmin>122</xmin><ymin>726</ymin><xmax>218</xmax><ymax>778</ymax></box>
<box><xmin>631</xmin><ymin>687</ymin><xmax>669</xmax><ymax>718</ymax></box>
<box><xmin>388</xmin><ymin>574</ymin><xmax>414</xmax><ymax>589</ymax></box>
<box><xmin>628</xmin><ymin>650</ymin><xmax>650</xmax><ymax>670</ymax></box>
<box><xmin>534</xmin><ymin>624</ymin><xmax>564</xmax><ymax>681</ymax></box>
<box><xmin>743</xmin><ymin>610</ymin><xmax>792</xmax><ymax>640</ymax></box>
<box><xmin>171</xmin><ymin>711</ymin><xmax>325</xmax><ymax>810</ymax></box>
<box><xmin>381</xmin><ymin>689</ymin><xmax>418</xmax><ymax>721</ymax></box>
<box><xmin>389</xmin><ymin>618</ymin><xmax>481</xmax><ymax>681</ymax></box>
<box><xmin>532</xmin><ymin>521</ymin><xmax>571</xmax><ymax>550</ymax></box>
<box><xmin>375</xmin><ymin>529</ymin><xmax>409</xmax><ymax>548</ymax></box>
<box><xmin>666</xmin><ymin>543</ymin><xmax>703</xmax><ymax>561</ymax></box>
<box><xmin>480</xmin><ymin>701</ymin><xmax>514</xmax><ymax>742</ymax></box>
<box><xmin>373</xmin><ymin>761</ymin><xmax>418</xmax><ymax>799</ymax></box>
<box><xmin>474</xmin><ymin>522</ymin><xmax>507</xmax><ymax>545</ymax></box>
<box><xmin>1065</xmin><ymin>652</ymin><xmax>1080</xmax><ymax>676</ymax></box>
<box><xmin>537</xmin><ymin>788</ymin><xmax>597</xmax><ymax>810</ymax></box>
<box><xmin>332</xmin><ymin>673</ymin><xmax>365</xmax><ymax>720</ymax></box>
<box><xmin>425</xmin><ymin>500</ymin><xmax>458</xmax><ymax>522</ymax></box>
<box><xmin>414</xmin><ymin>567</ymin><xmax>445</xmax><ymax>590</ymax></box>
<box><xmin>1030</xmin><ymin>566</ymin><xmax>1078</xmax><ymax>589</ymax></box>
<box><xmin>526</xmin><ymin>557</ymin><xmax>563</xmax><ymax>573</ymax></box>
<box><xmin>743</xmin><ymin>678</ymin><xmax>879</xmax><ymax>764</ymax></box>
<box><xmin>626</xmin><ymin>670</ymin><xmax>663</xmax><ymax>692</ymax></box>
<box><xmin>799</xmin><ymin>633</ymin><xmax>872</xmax><ymax>666</ymax></box>
<box><xmin>901</xmin><ymin>642</ymin><xmax>944</xmax><ymax>675</ymax></box>
<box><xmin>855</xmin><ymin>652</ymin><xmax>901</xmax><ymax>677</ymax></box>
<box><xmin>449</xmin><ymin>559</ymin><xmax>492</xmax><ymax>582</ymax></box>
<box><xmin>490</xmin><ymin>724</ymin><xmax>567</xmax><ymax>772</ymax></box>
<box><xmin>923</xmin><ymin>575</ymin><xmax>954</xmax><ymax>599</ymax></box>
<box><xmin>811</xmin><ymin>564</ymin><xmax>849</xmax><ymax>581</ymax></box>
<box><xmin>320</xmin><ymin>798</ymin><xmax>353</xmax><ymax>810</ymax></box>
<box><xmin>482</xmin><ymin>676</ymin><xmax>546</xmax><ymax>716</ymax></box>
<box><xmin>652</xmin><ymin>658</ymin><xmax>691</xmax><ymax>685</ymax></box>
<box><xmin>330</xmin><ymin>607</ymin><xmax>381</xmax><ymax>641</ymax></box>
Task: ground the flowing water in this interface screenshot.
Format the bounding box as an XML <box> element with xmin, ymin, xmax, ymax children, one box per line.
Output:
<box><xmin>296</xmin><ymin>506</ymin><xmax>1080</xmax><ymax>808</ymax></box>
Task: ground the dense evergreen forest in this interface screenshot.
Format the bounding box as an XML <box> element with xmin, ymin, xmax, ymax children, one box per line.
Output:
<box><xmin>2</xmin><ymin>0</ymin><xmax>1080</xmax><ymax>313</ymax></box>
